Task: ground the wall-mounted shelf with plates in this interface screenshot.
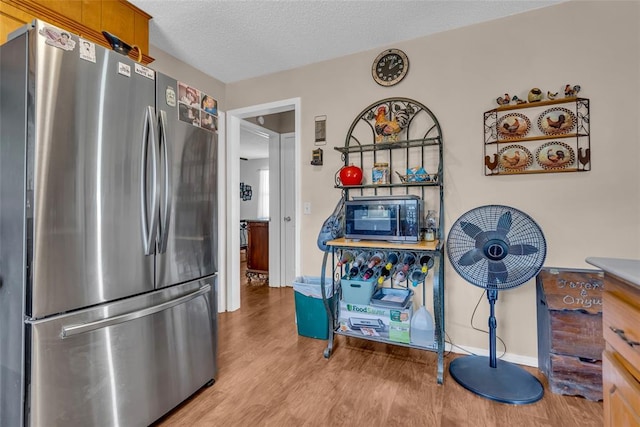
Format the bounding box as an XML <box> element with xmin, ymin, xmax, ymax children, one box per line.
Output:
<box><xmin>484</xmin><ymin>97</ymin><xmax>590</xmax><ymax>176</ymax></box>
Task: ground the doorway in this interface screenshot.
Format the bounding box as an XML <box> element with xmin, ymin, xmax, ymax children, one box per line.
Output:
<box><xmin>225</xmin><ymin>98</ymin><xmax>301</xmax><ymax>311</ymax></box>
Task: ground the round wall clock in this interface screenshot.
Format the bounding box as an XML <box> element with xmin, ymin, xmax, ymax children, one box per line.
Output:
<box><xmin>372</xmin><ymin>48</ymin><xmax>409</xmax><ymax>86</ymax></box>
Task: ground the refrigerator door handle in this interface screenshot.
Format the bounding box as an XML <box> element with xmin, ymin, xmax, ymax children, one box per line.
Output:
<box><xmin>158</xmin><ymin>109</ymin><xmax>172</xmax><ymax>253</ymax></box>
<box><xmin>59</xmin><ymin>284</ymin><xmax>212</xmax><ymax>338</ymax></box>
<box><xmin>141</xmin><ymin>105</ymin><xmax>160</xmax><ymax>255</ymax></box>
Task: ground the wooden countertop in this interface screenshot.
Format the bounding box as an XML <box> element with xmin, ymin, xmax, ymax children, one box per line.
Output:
<box><xmin>585</xmin><ymin>257</ymin><xmax>640</xmax><ymax>288</ymax></box>
<box><xmin>327</xmin><ymin>237</ymin><xmax>440</xmax><ymax>251</ymax></box>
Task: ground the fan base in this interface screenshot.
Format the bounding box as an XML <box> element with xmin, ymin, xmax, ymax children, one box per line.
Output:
<box><xmin>449</xmin><ymin>355</ymin><xmax>543</xmax><ymax>405</ymax></box>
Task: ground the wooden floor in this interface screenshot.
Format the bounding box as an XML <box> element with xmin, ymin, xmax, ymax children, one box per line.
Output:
<box><xmin>155</xmin><ymin>261</ymin><xmax>603</xmax><ymax>426</ymax></box>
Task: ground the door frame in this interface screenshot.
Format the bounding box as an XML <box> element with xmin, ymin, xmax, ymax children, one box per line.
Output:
<box><xmin>223</xmin><ymin>98</ymin><xmax>300</xmax><ymax>311</ymax></box>
<box><xmin>239</xmin><ymin>120</ymin><xmax>281</xmax><ymax>285</ymax></box>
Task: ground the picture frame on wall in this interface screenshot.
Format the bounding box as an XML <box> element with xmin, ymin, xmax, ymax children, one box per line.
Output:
<box><xmin>315</xmin><ymin>115</ymin><xmax>327</xmax><ymax>145</ymax></box>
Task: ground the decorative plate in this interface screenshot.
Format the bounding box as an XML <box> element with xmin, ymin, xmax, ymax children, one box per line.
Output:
<box><xmin>497</xmin><ymin>113</ymin><xmax>531</xmax><ymax>139</ymax></box>
<box><xmin>498</xmin><ymin>145</ymin><xmax>533</xmax><ymax>171</ymax></box>
<box><xmin>537</xmin><ymin>107</ymin><xmax>576</xmax><ymax>135</ymax></box>
<box><xmin>535</xmin><ymin>141</ymin><xmax>575</xmax><ymax>170</ymax></box>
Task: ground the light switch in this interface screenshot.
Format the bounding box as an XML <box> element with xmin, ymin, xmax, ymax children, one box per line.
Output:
<box><xmin>303</xmin><ymin>202</ymin><xmax>311</xmax><ymax>215</ymax></box>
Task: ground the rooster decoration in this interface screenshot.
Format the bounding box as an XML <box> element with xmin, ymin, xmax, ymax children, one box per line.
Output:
<box><xmin>496</xmin><ymin>94</ymin><xmax>510</xmax><ymax>106</ymax></box>
<box><xmin>484</xmin><ymin>154</ymin><xmax>499</xmax><ymax>174</ymax></box>
<box><xmin>578</xmin><ymin>147</ymin><xmax>590</xmax><ymax>170</ymax></box>
<box><xmin>374</xmin><ymin>105</ymin><xmax>410</xmax><ymax>142</ymax></box>
<box><xmin>502</xmin><ymin>150</ymin><xmax>522</xmax><ymax>167</ymax></box>
<box><xmin>564</xmin><ymin>84</ymin><xmax>581</xmax><ymax>97</ymax></box>
<box><xmin>546</xmin><ymin>114</ymin><xmax>566</xmax><ymax>129</ymax></box>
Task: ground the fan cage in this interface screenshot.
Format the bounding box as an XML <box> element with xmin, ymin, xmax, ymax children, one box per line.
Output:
<box><xmin>447</xmin><ymin>205</ymin><xmax>546</xmax><ymax>290</ymax></box>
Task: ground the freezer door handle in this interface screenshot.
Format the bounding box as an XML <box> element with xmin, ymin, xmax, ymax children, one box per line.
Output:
<box><xmin>158</xmin><ymin>109</ymin><xmax>172</xmax><ymax>253</ymax></box>
<box><xmin>141</xmin><ymin>106</ymin><xmax>160</xmax><ymax>255</ymax></box>
<box><xmin>60</xmin><ymin>284</ymin><xmax>212</xmax><ymax>338</ymax></box>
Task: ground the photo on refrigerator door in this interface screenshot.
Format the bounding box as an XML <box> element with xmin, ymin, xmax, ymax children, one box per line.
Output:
<box><xmin>202</xmin><ymin>112</ymin><xmax>217</xmax><ymax>133</ymax></box>
<box><xmin>201</xmin><ymin>94</ymin><xmax>218</xmax><ymax>116</ymax></box>
<box><xmin>178</xmin><ymin>82</ymin><xmax>200</xmax><ymax>107</ymax></box>
<box><xmin>39</xmin><ymin>25</ymin><xmax>76</xmax><ymax>51</ymax></box>
<box><xmin>79</xmin><ymin>39</ymin><xmax>96</xmax><ymax>63</ymax></box>
<box><xmin>179</xmin><ymin>103</ymin><xmax>201</xmax><ymax>126</ymax></box>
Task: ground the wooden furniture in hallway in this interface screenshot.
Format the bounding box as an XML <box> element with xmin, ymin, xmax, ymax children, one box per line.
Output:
<box><xmin>239</xmin><ymin>220</ymin><xmax>248</xmax><ymax>262</ymax></box>
<box><xmin>246</xmin><ymin>220</ymin><xmax>268</xmax><ymax>282</ymax></box>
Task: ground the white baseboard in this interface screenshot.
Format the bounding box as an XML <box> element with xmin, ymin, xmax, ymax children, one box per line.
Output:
<box><xmin>445</xmin><ymin>343</ymin><xmax>539</xmax><ymax>368</ymax></box>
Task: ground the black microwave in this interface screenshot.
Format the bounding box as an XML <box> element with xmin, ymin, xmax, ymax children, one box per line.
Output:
<box><xmin>344</xmin><ymin>195</ymin><xmax>422</xmax><ymax>242</ymax></box>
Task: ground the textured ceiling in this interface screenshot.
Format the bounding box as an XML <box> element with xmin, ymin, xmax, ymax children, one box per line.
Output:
<box><xmin>131</xmin><ymin>0</ymin><xmax>562</xmax><ymax>84</ymax></box>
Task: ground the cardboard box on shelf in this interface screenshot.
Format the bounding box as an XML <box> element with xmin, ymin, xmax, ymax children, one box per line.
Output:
<box><xmin>338</xmin><ymin>300</ymin><xmax>412</xmax><ymax>343</ymax></box>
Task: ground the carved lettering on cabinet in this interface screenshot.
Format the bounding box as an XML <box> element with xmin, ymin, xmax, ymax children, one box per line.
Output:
<box><xmin>538</xmin><ymin>268</ymin><xmax>604</xmax><ymax>315</ymax></box>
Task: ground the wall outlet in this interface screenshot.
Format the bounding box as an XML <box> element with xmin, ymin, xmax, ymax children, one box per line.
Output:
<box><xmin>303</xmin><ymin>202</ymin><xmax>311</xmax><ymax>215</ymax></box>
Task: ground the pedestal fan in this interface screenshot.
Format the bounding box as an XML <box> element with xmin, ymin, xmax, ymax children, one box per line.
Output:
<box><xmin>446</xmin><ymin>205</ymin><xmax>547</xmax><ymax>404</ymax></box>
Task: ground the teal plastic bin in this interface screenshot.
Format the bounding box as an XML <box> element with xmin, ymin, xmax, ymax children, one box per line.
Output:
<box><xmin>294</xmin><ymin>276</ymin><xmax>335</xmax><ymax>340</ymax></box>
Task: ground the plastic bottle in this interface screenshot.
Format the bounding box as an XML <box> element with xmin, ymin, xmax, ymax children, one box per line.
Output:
<box><xmin>411</xmin><ymin>306</ymin><xmax>435</xmax><ymax>347</ymax></box>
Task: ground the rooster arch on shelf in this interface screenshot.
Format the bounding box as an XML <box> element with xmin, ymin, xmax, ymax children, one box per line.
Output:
<box><xmin>344</xmin><ymin>98</ymin><xmax>442</xmax><ymax>146</ymax></box>
<box><xmin>336</xmin><ymin>98</ymin><xmax>443</xmax><ymax>197</ymax></box>
<box><xmin>371</xmin><ymin>105</ymin><xmax>410</xmax><ymax>143</ymax></box>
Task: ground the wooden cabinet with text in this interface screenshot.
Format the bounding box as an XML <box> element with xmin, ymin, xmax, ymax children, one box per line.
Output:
<box><xmin>536</xmin><ymin>267</ymin><xmax>605</xmax><ymax>401</ymax></box>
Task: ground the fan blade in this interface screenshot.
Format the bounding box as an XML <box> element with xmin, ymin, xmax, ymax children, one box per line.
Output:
<box><xmin>509</xmin><ymin>244</ymin><xmax>539</xmax><ymax>255</ymax></box>
<box><xmin>487</xmin><ymin>261</ymin><xmax>508</xmax><ymax>284</ymax></box>
<box><xmin>460</xmin><ymin>221</ymin><xmax>483</xmax><ymax>239</ymax></box>
<box><xmin>496</xmin><ymin>211</ymin><xmax>512</xmax><ymax>235</ymax></box>
<box><xmin>458</xmin><ymin>249</ymin><xmax>484</xmax><ymax>266</ymax></box>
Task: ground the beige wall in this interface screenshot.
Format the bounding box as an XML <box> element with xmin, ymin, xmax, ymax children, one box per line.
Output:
<box><xmin>150</xmin><ymin>46</ymin><xmax>226</xmax><ymax>109</ymax></box>
<box><xmin>223</xmin><ymin>1</ymin><xmax>640</xmax><ymax>359</ymax></box>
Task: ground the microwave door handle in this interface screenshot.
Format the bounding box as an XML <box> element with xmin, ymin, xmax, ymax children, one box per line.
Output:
<box><xmin>395</xmin><ymin>205</ymin><xmax>402</xmax><ymax>235</ymax></box>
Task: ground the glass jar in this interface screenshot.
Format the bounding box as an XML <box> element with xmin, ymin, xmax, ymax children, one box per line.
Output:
<box><xmin>372</xmin><ymin>162</ymin><xmax>389</xmax><ymax>184</ymax></box>
<box><xmin>425</xmin><ymin>210</ymin><xmax>437</xmax><ymax>241</ymax></box>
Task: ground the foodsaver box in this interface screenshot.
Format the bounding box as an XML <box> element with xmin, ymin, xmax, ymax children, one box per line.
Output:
<box><xmin>338</xmin><ymin>300</ymin><xmax>412</xmax><ymax>343</ymax></box>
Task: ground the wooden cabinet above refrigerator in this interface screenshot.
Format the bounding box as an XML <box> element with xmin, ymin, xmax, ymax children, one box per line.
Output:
<box><xmin>0</xmin><ymin>0</ymin><xmax>154</xmax><ymax>64</ymax></box>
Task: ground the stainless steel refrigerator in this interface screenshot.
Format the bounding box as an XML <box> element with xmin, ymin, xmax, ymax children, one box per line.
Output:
<box><xmin>0</xmin><ymin>20</ymin><xmax>218</xmax><ymax>426</ymax></box>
